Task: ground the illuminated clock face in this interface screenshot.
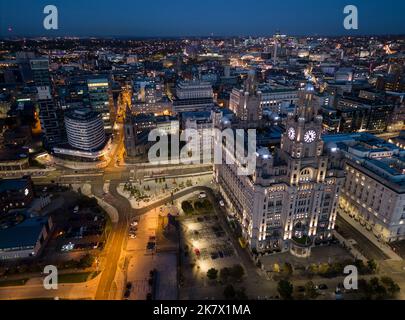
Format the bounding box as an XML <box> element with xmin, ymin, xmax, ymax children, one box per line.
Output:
<box><xmin>288</xmin><ymin>127</ymin><xmax>296</xmax><ymax>141</ymax></box>
<box><xmin>304</xmin><ymin>130</ymin><xmax>317</xmax><ymax>143</ymax></box>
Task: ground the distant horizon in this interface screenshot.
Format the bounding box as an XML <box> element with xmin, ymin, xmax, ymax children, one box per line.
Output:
<box><xmin>1</xmin><ymin>33</ymin><xmax>405</xmax><ymax>41</ymax></box>
<box><xmin>1</xmin><ymin>0</ymin><xmax>404</xmax><ymax>38</ymax></box>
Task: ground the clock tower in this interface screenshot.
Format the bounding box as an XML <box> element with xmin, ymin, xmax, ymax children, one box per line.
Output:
<box><xmin>281</xmin><ymin>83</ymin><xmax>326</xmax><ymax>185</ymax></box>
<box><xmin>214</xmin><ymin>81</ymin><xmax>344</xmax><ymax>258</ymax></box>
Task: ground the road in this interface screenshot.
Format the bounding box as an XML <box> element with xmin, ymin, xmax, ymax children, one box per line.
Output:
<box><xmin>93</xmin><ymin>180</ymin><xmax>133</xmax><ymax>300</ymax></box>
<box><xmin>335</xmin><ymin>215</ymin><xmax>389</xmax><ymax>261</ymax></box>
<box><xmin>0</xmin><ymin>274</ymin><xmax>100</xmax><ymax>300</ymax></box>
<box><xmin>91</xmin><ymin>175</ymin><xmax>214</xmax><ymax>299</ymax></box>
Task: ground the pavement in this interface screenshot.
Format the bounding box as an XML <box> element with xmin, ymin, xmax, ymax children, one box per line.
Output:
<box><xmin>337</xmin><ymin>210</ymin><xmax>402</xmax><ymax>261</ymax></box>
<box><xmin>0</xmin><ymin>274</ymin><xmax>100</xmax><ymax>300</ymax></box>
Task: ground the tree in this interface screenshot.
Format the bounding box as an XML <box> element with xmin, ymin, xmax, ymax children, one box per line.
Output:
<box><xmin>381</xmin><ymin>277</ymin><xmax>400</xmax><ymax>297</ymax></box>
<box><xmin>277</xmin><ymin>280</ymin><xmax>293</xmax><ymax>300</ymax></box>
<box><xmin>223</xmin><ymin>284</ymin><xmax>236</xmax><ymax>300</ymax></box>
<box><xmin>304</xmin><ymin>281</ymin><xmax>318</xmax><ymax>300</ymax></box>
<box><xmin>367</xmin><ymin>260</ymin><xmax>378</xmax><ymax>273</ymax></box>
<box><xmin>220</xmin><ymin>267</ymin><xmax>231</xmax><ymax>282</ymax></box>
<box><xmin>230</xmin><ymin>264</ymin><xmax>245</xmax><ymax>281</ymax></box>
<box><xmin>354</xmin><ymin>259</ymin><xmax>368</xmax><ymax>274</ymax></box>
<box><xmin>207</xmin><ymin>268</ymin><xmax>218</xmax><ymax>281</ymax></box>
<box><xmin>369</xmin><ymin>277</ymin><xmax>388</xmax><ymax>300</ymax></box>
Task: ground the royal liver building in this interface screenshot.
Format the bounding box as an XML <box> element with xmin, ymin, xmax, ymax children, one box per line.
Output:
<box><xmin>214</xmin><ymin>84</ymin><xmax>344</xmax><ymax>257</ymax></box>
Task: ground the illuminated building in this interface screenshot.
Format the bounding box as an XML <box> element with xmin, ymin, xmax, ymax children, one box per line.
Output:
<box><xmin>336</xmin><ymin>93</ymin><xmax>396</xmax><ymax>133</ymax></box>
<box><xmin>30</xmin><ymin>58</ymin><xmax>66</xmax><ymax>149</ymax></box>
<box><xmin>64</xmin><ymin>108</ymin><xmax>106</xmax><ymax>152</ymax></box>
<box><xmin>0</xmin><ymin>176</ymin><xmax>34</xmax><ymax>214</ymax></box>
<box><xmin>87</xmin><ymin>78</ymin><xmax>113</xmax><ymax>132</ymax></box>
<box><xmin>173</xmin><ymin>81</ymin><xmax>214</xmax><ymax>113</ymax></box>
<box><xmin>229</xmin><ymin>70</ymin><xmax>262</xmax><ymax>123</ymax></box>
<box><xmin>35</xmin><ymin>86</ymin><xmax>66</xmax><ymax>148</ymax></box>
<box><xmin>215</xmin><ymin>84</ymin><xmax>344</xmax><ymax>256</ymax></box>
<box><xmin>324</xmin><ymin>133</ymin><xmax>405</xmax><ymax>242</ymax></box>
<box><xmin>124</xmin><ymin>109</ymin><xmax>179</xmax><ymax>159</ymax></box>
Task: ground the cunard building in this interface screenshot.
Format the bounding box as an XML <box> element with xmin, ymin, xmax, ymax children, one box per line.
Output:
<box><xmin>214</xmin><ymin>84</ymin><xmax>344</xmax><ymax>257</ymax></box>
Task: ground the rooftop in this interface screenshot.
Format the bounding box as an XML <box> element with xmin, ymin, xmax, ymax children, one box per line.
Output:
<box><xmin>0</xmin><ymin>177</ymin><xmax>31</xmax><ymax>194</ymax></box>
<box><xmin>0</xmin><ymin>211</ymin><xmax>48</xmax><ymax>251</ymax></box>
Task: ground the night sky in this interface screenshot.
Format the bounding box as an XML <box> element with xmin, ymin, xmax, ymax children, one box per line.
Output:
<box><xmin>0</xmin><ymin>0</ymin><xmax>404</xmax><ymax>37</ymax></box>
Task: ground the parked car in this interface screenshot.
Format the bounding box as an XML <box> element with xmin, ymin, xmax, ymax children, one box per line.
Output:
<box><xmin>199</xmin><ymin>192</ymin><xmax>207</xmax><ymax>199</ymax></box>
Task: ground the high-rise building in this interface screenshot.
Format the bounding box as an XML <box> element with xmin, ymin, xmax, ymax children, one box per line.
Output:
<box><xmin>30</xmin><ymin>58</ymin><xmax>52</xmax><ymax>86</ymax></box>
<box><xmin>87</xmin><ymin>78</ymin><xmax>113</xmax><ymax>132</ymax></box>
<box><xmin>30</xmin><ymin>58</ymin><xmax>65</xmax><ymax>149</ymax></box>
<box><xmin>215</xmin><ymin>84</ymin><xmax>344</xmax><ymax>257</ymax></box>
<box><xmin>64</xmin><ymin>108</ymin><xmax>106</xmax><ymax>152</ymax></box>
<box><xmin>173</xmin><ymin>81</ymin><xmax>214</xmax><ymax>114</ymax></box>
<box><xmin>36</xmin><ymin>87</ymin><xmax>65</xmax><ymax>148</ymax></box>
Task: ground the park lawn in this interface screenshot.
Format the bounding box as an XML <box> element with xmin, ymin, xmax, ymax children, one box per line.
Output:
<box><xmin>0</xmin><ymin>278</ymin><xmax>29</xmax><ymax>287</ymax></box>
<box><xmin>58</xmin><ymin>271</ymin><xmax>100</xmax><ymax>284</ymax></box>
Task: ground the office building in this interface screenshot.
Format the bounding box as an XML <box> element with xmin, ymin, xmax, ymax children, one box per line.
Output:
<box><xmin>36</xmin><ymin>86</ymin><xmax>65</xmax><ymax>148</ymax></box>
<box><xmin>181</xmin><ymin>111</ymin><xmax>214</xmax><ymax>162</ymax></box>
<box><xmin>31</xmin><ymin>58</ymin><xmax>65</xmax><ymax>149</ymax></box>
<box><xmin>173</xmin><ymin>81</ymin><xmax>214</xmax><ymax>113</ymax></box>
<box><xmin>325</xmin><ymin>133</ymin><xmax>405</xmax><ymax>242</ymax></box>
<box><xmin>215</xmin><ymin>84</ymin><xmax>344</xmax><ymax>256</ymax></box>
<box><xmin>64</xmin><ymin>108</ymin><xmax>106</xmax><ymax>152</ymax></box>
<box><xmin>336</xmin><ymin>94</ymin><xmax>395</xmax><ymax>133</ymax></box>
<box><xmin>30</xmin><ymin>58</ymin><xmax>52</xmax><ymax>86</ymax></box>
<box><xmin>87</xmin><ymin>78</ymin><xmax>113</xmax><ymax>132</ymax></box>
<box><xmin>124</xmin><ymin>110</ymin><xmax>179</xmax><ymax>159</ymax></box>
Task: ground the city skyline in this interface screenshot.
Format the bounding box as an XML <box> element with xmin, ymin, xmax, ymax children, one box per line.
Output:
<box><xmin>1</xmin><ymin>0</ymin><xmax>405</xmax><ymax>38</ymax></box>
<box><xmin>1</xmin><ymin>0</ymin><xmax>405</xmax><ymax>307</ymax></box>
